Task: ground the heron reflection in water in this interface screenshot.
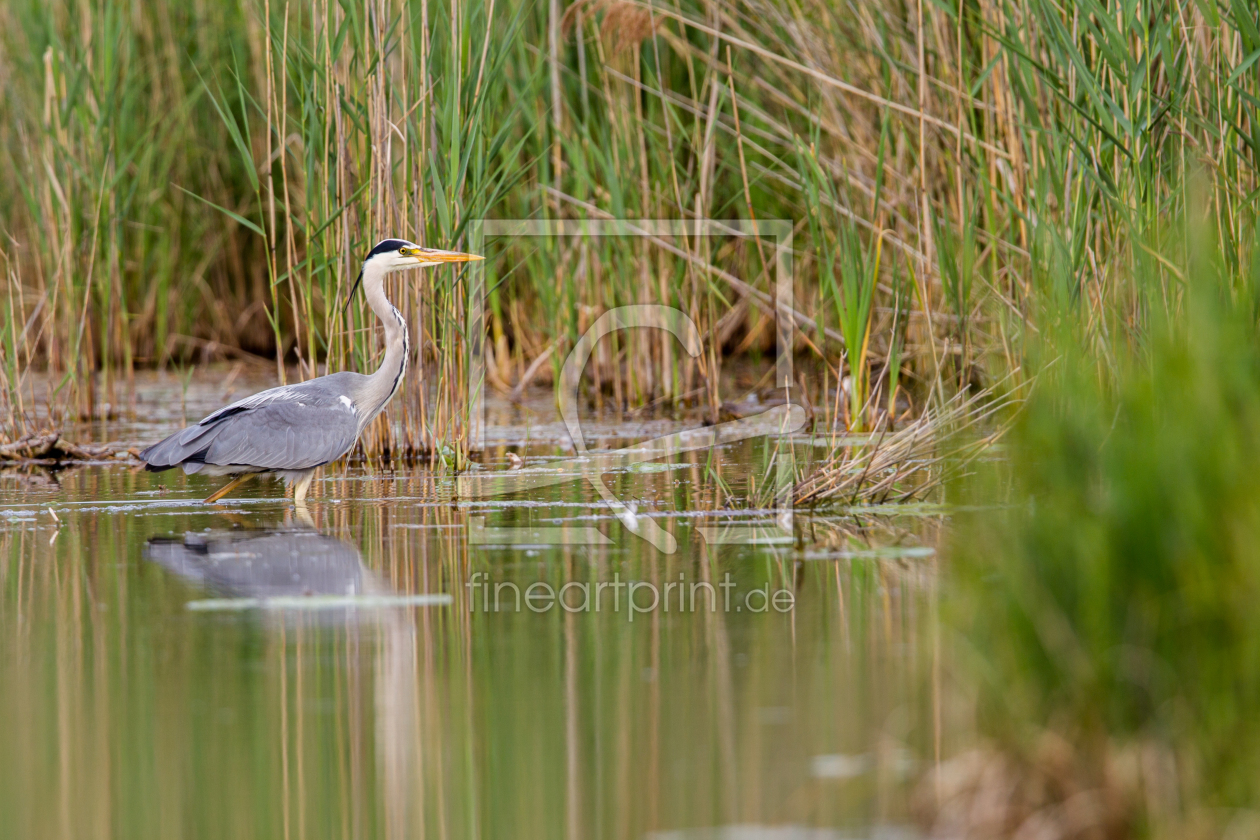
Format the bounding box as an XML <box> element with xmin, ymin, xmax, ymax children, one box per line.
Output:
<box><xmin>145</xmin><ymin>523</ymin><xmax>450</xmax><ymax>613</ymax></box>
<box><xmin>145</xmin><ymin>527</ymin><xmax>371</xmax><ymax>605</ymax></box>
<box><xmin>145</xmin><ymin>523</ymin><xmax>432</xmax><ymax>836</ymax></box>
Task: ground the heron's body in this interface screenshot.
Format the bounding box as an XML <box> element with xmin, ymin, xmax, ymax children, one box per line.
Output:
<box><xmin>140</xmin><ymin>239</ymin><xmax>479</xmax><ymax>503</ymax></box>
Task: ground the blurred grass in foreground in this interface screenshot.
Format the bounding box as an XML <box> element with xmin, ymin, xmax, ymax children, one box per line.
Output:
<box><xmin>940</xmin><ymin>208</ymin><xmax>1260</xmax><ymax>835</ymax></box>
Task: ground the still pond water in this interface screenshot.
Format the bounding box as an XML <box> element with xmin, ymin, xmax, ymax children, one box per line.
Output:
<box><xmin>0</xmin><ymin>373</ymin><xmax>942</xmax><ymax>840</ymax></box>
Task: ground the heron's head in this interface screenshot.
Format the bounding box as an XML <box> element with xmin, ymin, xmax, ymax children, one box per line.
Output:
<box><xmin>345</xmin><ymin>238</ymin><xmax>484</xmax><ymax>311</ymax></box>
<box><xmin>365</xmin><ymin>238</ymin><xmax>484</xmax><ymax>272</ymax></box>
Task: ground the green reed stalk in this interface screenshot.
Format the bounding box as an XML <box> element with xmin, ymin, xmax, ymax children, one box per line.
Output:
<box><xmin>799</xmin><ymin>136</ymin><xmax>878</xmax><ymax>431</ymax></box>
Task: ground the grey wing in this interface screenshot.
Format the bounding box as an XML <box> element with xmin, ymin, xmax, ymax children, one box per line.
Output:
<box><xmin>141</xmin><ymin>388</ymin><xmax>360</xmax><ymax>472</ymax></box>
<box><xmin>196</xmin><ymin>400</ymin><xmax>360</xmax><ymax>470</ymax></box>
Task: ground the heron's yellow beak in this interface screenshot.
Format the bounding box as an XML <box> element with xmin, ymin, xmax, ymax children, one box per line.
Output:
<box><xmin>402</xmin><ymin>247</ymin><xmax>484</xmax><ymax>263</ymax></box>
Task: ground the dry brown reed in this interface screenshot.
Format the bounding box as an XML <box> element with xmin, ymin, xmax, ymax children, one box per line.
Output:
<box><xmin>794</xmin><ymin>387</ymin><xmax>1017</xmax><ymax>505</ymax></box>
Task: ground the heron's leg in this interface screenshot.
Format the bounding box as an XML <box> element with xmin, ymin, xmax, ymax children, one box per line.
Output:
<box><xmin>292</xmin><ymin>471</ymin><xmax>316</xmax><ymax>504</ymax></box>
<box><xmin>204</xmin><ymin>473</ymin><xmax>253</xmax><ymax>504</ymax></box>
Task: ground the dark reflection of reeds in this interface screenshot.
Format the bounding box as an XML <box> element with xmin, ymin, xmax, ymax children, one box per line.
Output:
<box><xmin>0</xmin><ymin>459</ymin><xmax>942</xmax><ymax>839</ymax></box>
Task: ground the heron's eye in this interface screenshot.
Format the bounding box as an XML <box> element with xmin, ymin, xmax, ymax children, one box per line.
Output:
<box><xmin>399</xmin><ymin>248</ymin><xmax>406</xmax><ymax>254</ymax></box>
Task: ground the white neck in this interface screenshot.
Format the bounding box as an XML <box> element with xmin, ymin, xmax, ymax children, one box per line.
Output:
<box><xmin>358</xmin><ymin>261</ymin><xmax>409</xmax><ymax>426</ymax></box>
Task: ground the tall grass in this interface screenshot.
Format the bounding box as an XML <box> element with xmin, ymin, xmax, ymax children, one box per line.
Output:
<box><xmin>0</xmin><ymin>0</ymin><xmax>1256</xmax><ymax>458</ymax></box>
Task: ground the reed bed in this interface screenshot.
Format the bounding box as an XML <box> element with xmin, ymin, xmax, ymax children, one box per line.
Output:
<box><xmin>0</xmin><ymin>0</ymin><xmax>1257</xmax><ymax>462</ymax></box>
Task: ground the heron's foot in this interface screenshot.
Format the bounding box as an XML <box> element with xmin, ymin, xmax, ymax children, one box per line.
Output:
<box><xmin>204</xmin><ymin>474</ymin><xmax>254</xmax><ymax>504</ymax></box>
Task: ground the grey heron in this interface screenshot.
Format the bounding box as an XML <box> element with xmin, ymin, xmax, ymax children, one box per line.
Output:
<box><xmin>140</xmin><ymin>238</ymin><xmax>482</xmax><ymax>503</ymax></box>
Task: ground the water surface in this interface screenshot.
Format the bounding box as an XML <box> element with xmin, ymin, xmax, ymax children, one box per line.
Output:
<box><xmin>1</xmin><ymin>380</ymin><xmax>941</xmax><ymax>840</ymax></box>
